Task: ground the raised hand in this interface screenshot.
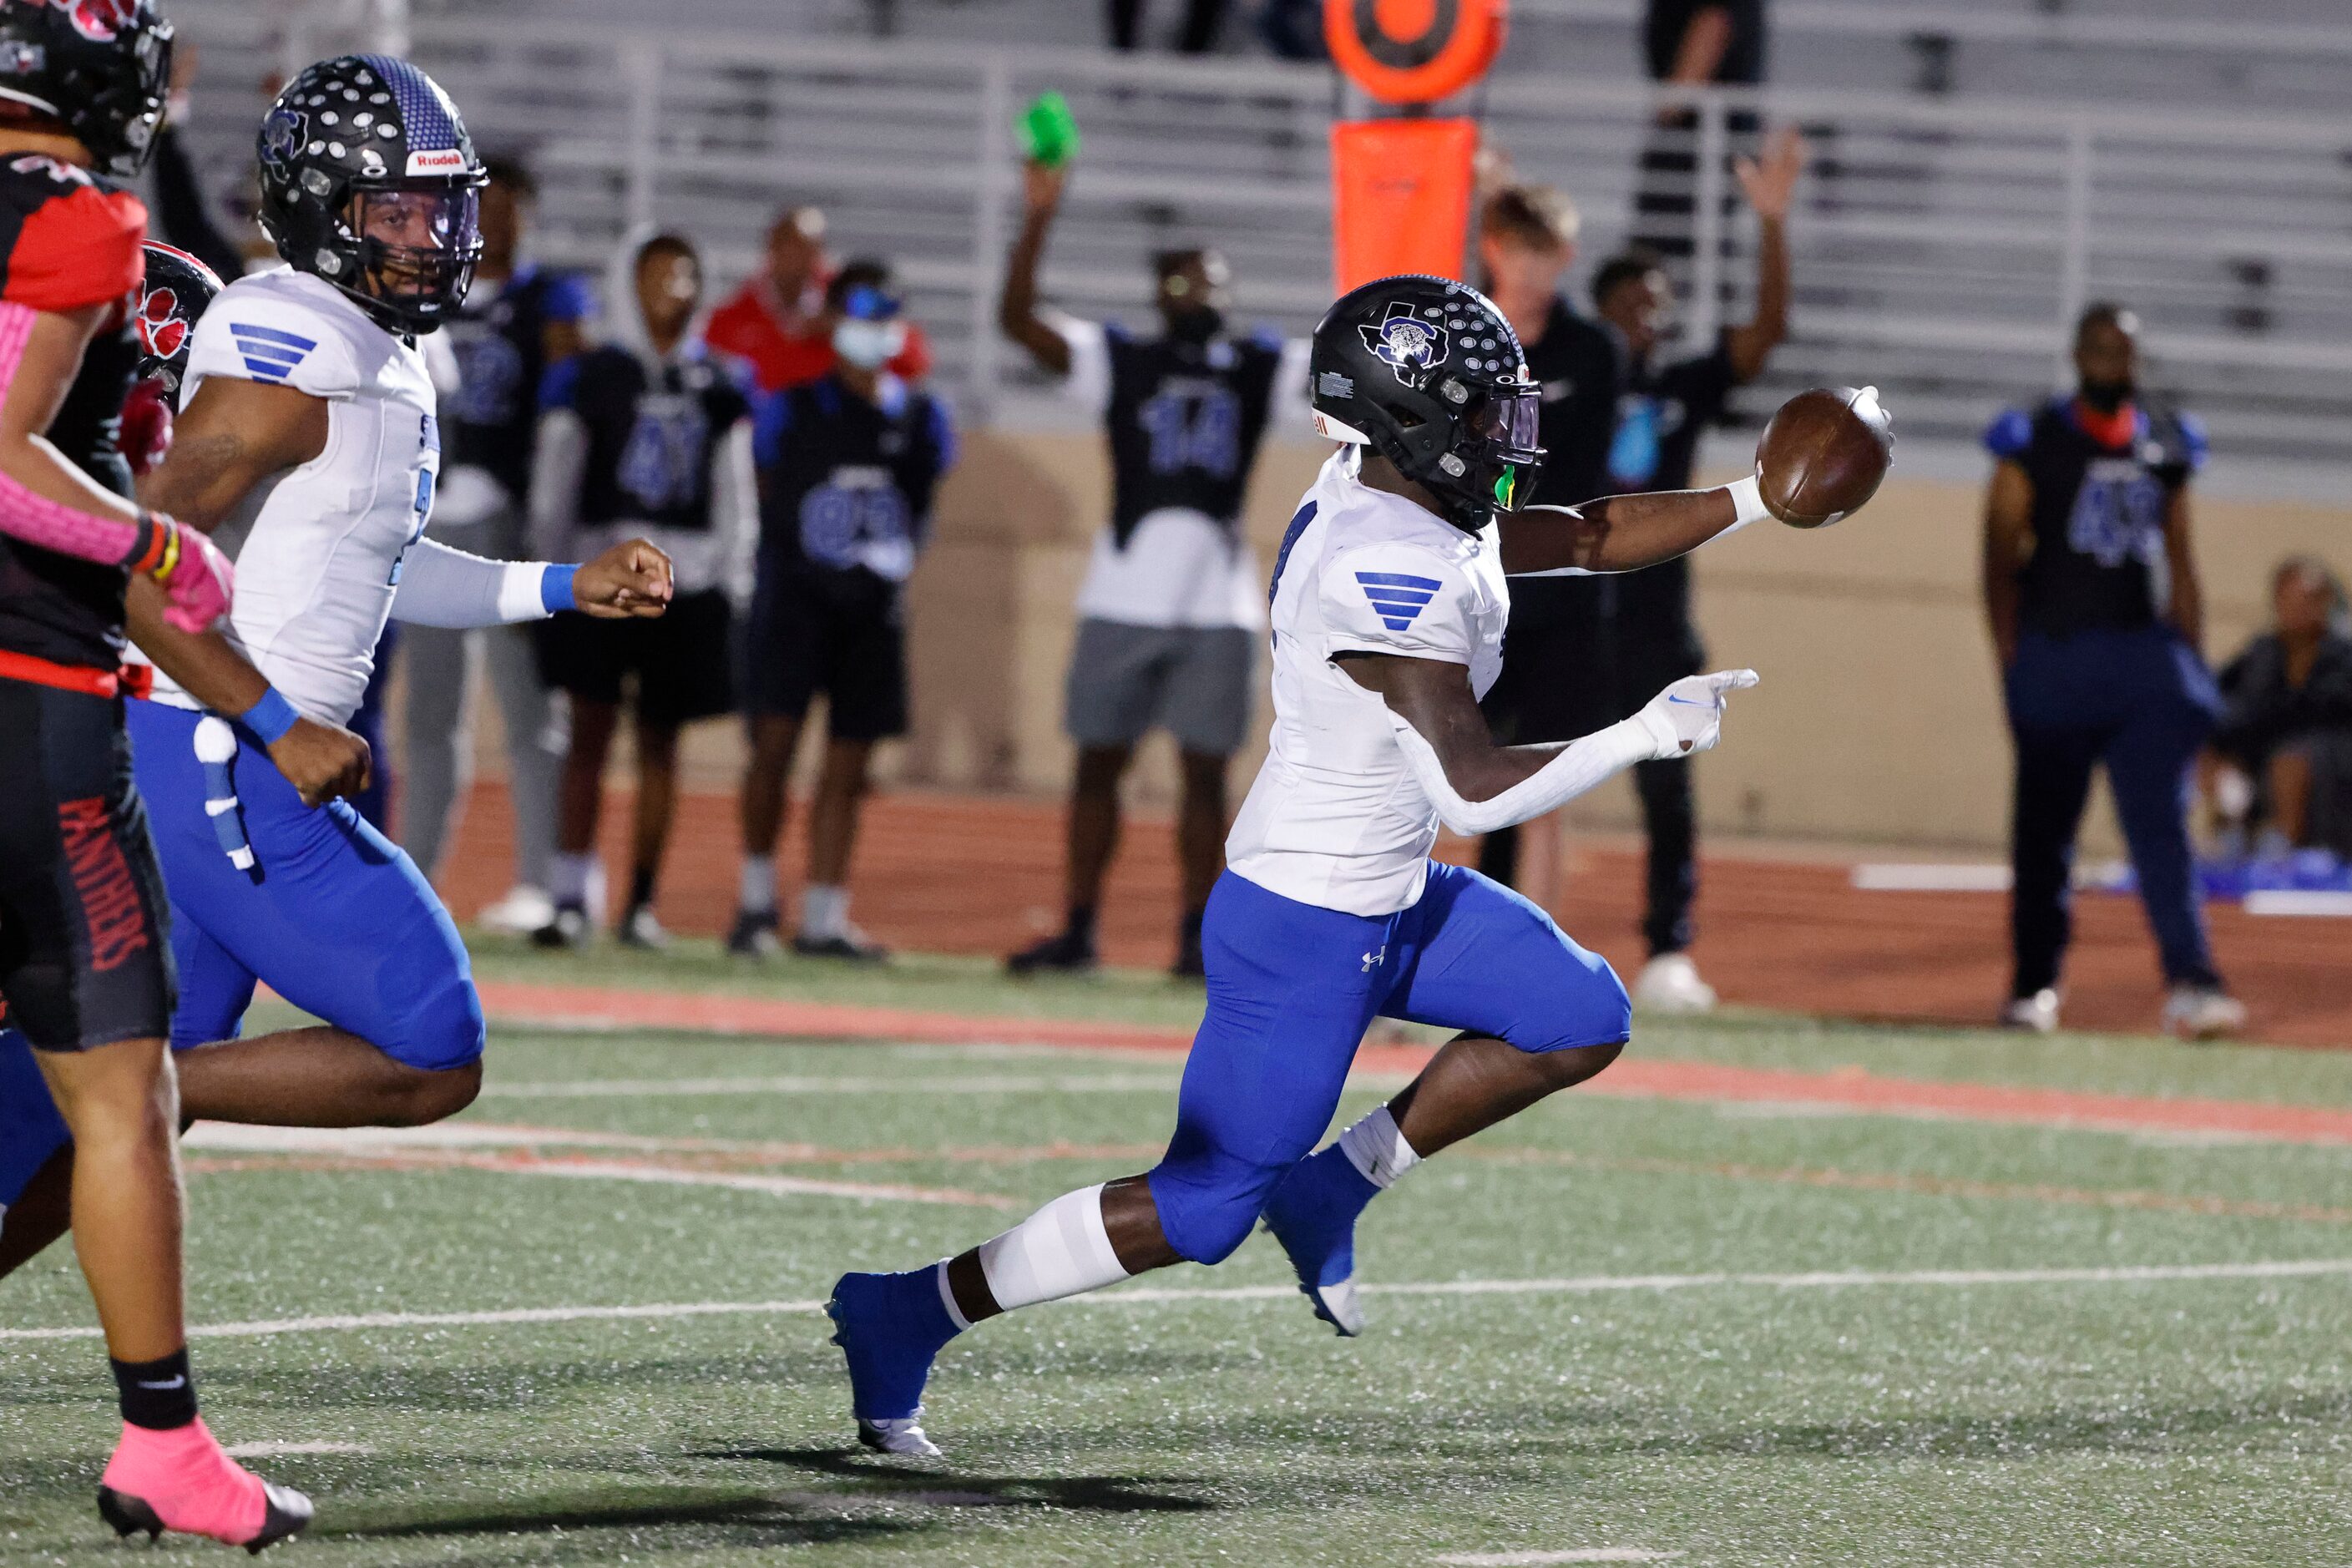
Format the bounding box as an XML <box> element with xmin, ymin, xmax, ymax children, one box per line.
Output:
<box><xmin>1022</xmin><ymin>159</ymin><xmax>1067</xmax><ymax>219</ymax></box>
<box><xmin>572</xmin><ymin>538</ymin><xmax>675</xmax><ymax>619</ymax></box>
<box><xmin>1733</xmin><ymin>125</ymin><xmax>1807</xmax><ymax>224</ymax></box>
<box><xmin>1636</xmin><ymin>668</ymin><xmax>1761</xmax><ymax>757</ymax></box>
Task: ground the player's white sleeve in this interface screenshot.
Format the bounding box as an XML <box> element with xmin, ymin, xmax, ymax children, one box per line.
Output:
<box><xmin>392</xmin><ymin>539</ymin><xmax>563</xmax><ymax>628</ymax></box>
<box><xmin>1506</xmin><ymin>477</ymin><xmax>1771</xmax><ymax>578</ymax></box>
<box><xmin>182</xmin><ymin>285</ymin><xmax>364</xmax><ymax>400</ymax></box>
<box><xmin>711</xmin><ymin>417</ymin><xmax>758</xmax><ymax>610</ymax></box>
<box><xmin>1319</xmin><ymin>541</ymin><xmax>1479</xmax><ymax>665</ymax></box>
<box><xmin>528</xmin><ymin>407</ymin><xmax>588</xmax><ymax>563</ymax></box>
<box><xmin>1267</xmin><ymin>336</ymin><xmax>1317</xmax><ymax>438</ymax></box>
<box><xmin>1388</xmin><ymin>711</ymin><xmax>1667</xmax><ymax>837</ymax></box>
<box><xmin>1044</xmin><ymin>312</ymin><xmax>1111</xmax><ymax>416</ymax></box>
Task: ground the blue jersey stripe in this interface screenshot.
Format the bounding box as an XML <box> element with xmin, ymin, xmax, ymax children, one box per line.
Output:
<box><xmin>230</xmin><ymin>323</ymin><xmax>319</xmax><ymax>351</ymax></box>
<box><xmin>1354</xmin><ymin>571</ymin><xmax>1443</xmax><ymax>591</ymax></box>
<box><xmin>240</xmin><ymin>359</ymin><xmax>295</xmax><ymax>379</ymax></box>
<box><xmin>231</xmin><ymin>340</ymin><xmax>307</xmax><ymax>364</ymax></box>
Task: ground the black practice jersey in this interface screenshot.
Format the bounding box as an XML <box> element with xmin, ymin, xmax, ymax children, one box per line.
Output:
<box><xmin>544</xmin><ymin>345</ymin><xmax>752</xmax><ymax>534</ymax></box>
<box><xmin>0</xmin><ymin>156</ymin><xmax>148</xmax><ymax>670</ymax></box>
<box><xmin>444</xmin><ymin>266</ymin><xmax>593</xmax><ymax>503</ymax></box>
<box><xmin>1102</xmin><ymin>325</ymin><xmax>1282</xmax><ymax>546</ymax></box>
<box><xmin>1986</xmin><ymin>397</ymin><xmax>2207</xmax><ymax>636</ymax></box>
<box><xmin>1520</xmin><ymin>296</ymin><xmax>1619</xmax><ymax>509</ymax></box>
<box><xmin>753</xmin><ymin>372</ymin><xmax>955</xmax><ymax>590</ymax></box>
<box><xmin>1606</xmin><ymin>333</ymin><xmax>1737</xmax><ymax>497</ymax></box>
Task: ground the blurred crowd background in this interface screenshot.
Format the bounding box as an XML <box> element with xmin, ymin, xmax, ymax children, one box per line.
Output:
<box><xmin>129</xmin><ymin>0</ymin><xmax>2352</xmax><ymax>1031</ymax></box>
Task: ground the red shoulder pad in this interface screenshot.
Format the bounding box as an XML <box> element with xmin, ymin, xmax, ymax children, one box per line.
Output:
<box><xmin>4</xmin><ymin>182</ymin><xmax>148</xmax><ymax>314</ymax></box>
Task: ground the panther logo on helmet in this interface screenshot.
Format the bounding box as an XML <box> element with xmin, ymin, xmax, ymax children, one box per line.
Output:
<box><xmin>1359</xmin><ymin>304</ymin><xmax>1449</xmax><ymax>384</ymax></box>
<box><xmin>56</xmin><ymin>0</ymin><xmax>139</xmax><ymax>43</ymax></box>
<box><xmin>259</xmin><ymin>104</ymin><xmax>303</xmax><ymax>174</ymax></box>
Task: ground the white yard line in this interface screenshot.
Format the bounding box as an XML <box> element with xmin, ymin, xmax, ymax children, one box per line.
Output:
<box><xmin>222</xmin><ymin>1440</ymin><xmax>372</xmax><ymax>1458</ymax></box>
<box><xmin>8</xmin><ymin>1258</ymin><xmax>2347</xmax><ymax>1344</ymax></box>
<box><xmin>1435</xmin><ymin>1553</ymin><xmax>1684</xmax><ymax>1565</ymax></box>
<box><xmin>495</xmin><ymin>1161</ymin><xmax>1017</xmax><ymax>1209</ymax></box>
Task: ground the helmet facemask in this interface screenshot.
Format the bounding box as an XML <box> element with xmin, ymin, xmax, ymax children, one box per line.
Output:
<box><xmin>342</xmin><ymin>180</ymin><xmax>483</xmax><ymax>331</ymax></box>
<box><xmin>1378</xmin><ymin>372</ymin><xmax>1545</xmax><ymax>529</ymax></box>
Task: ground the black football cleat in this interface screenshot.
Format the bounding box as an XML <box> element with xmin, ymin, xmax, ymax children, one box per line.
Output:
<box><xmin>1006</xmin><ymin>928</ymin><xmax>1097</xmax><ymax>976</ymax></box>
<box><xmin>98</xmin><ymin>1479</ymin><xmax>315</xmax><ymax>1554</ymax></box>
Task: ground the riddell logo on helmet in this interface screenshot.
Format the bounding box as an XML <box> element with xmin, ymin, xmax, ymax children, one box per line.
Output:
<box><xmin>1360</xmin><ymin>304</ymin><xmax>1448</xmax><ymax>384</ymax></box>
<box><xmin>406</xmin><ymin>148</ymin><xmax>468</xmax><ymax>176</ymax></box>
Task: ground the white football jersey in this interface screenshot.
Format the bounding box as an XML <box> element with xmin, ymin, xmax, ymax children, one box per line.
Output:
<box><xmin>149</xmin><ymin>266</ymin><xmax>441</xmax><ymax>727</ymax></box>
<box><xmin>1225</xmin><ymin>449</ymin><xmax>1510</xmax><ymax>916</ymax></box>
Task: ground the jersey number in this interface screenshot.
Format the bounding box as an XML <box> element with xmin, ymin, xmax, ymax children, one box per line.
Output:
<box><xmin>391</xmin><ymin>414</ymin><xmax>439</xmax><ymax>585</ymax></box>
<box><xmin>1137</xmin><ymin>387</ymin><xmax>1240</xmax><ymax>478</ymax></box>
<box><xmin>2066</xmin><ymin>467</ymin><xmax>2163</xmax><ymax>569</ymax></box>
<box><xmin>620</xmin><ymin>402</ymin><xmax>711</xmax><ymax>513</ymax></box>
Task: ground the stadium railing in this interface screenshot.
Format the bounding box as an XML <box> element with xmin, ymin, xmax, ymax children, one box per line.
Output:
<box><xmin>164</xmin><ymin>11</ymin><xmax>2352</xmax><ymax>471</ymax></box>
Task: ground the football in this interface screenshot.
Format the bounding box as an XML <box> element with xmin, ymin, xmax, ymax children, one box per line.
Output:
<box><xmin>1754</xmin><ymin>386</ymin><xmax>1895</xmax><ymax>528</ymax></box>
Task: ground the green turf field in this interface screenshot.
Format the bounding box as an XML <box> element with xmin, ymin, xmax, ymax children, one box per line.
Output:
<box><xmin>7</xmin><ymin>946</ymin><xmax>2352</xmax><ymax>1565</ymax></box>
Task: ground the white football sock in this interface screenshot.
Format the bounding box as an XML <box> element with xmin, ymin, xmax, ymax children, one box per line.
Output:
<box><xmin>738</xmin><ymin>855</ymin><xmax>776</xmax><ymax>916</ymax></box>
<box><xmin>933</xmin><ymin>1259</ymin><xmax>972</xmax><ymax>1332</ymax></box>
<box><xmin>549</xmin><ymin>852</ymin><xmax>603</xmax><ymax>918</ymax></box>
<box><xmin>976</xmin><ymin>1183</ymin><xmax>1129</xmax><ymax>1312</ymax></box>
<box><xmin>802</xmin><ymin>883</ymin><xmax>848</xmax><ymax>940</ymax></box>
<box><xmin>1338</xmin><ymin>1105</ymin><xmax>1422</xmax><ymax>1188</ymax></box>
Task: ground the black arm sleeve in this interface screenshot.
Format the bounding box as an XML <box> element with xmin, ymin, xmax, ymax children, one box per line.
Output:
<box><xmin>148</xmin><ymin>125</ymin><xmax>245</xmax><ymax>285</ymax></box>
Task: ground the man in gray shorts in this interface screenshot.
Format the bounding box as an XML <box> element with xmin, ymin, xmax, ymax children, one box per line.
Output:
<box><xmin>998</xmin><ymin>154</ymin><xmax>1308</xmax><ymax>975</ymax></box>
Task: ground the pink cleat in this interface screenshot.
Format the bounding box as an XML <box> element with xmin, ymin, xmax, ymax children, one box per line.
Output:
<box><xmin>95</xmin><ymin>1418</ymin><xmax>312</xmax><ymax>1553</ymax></box>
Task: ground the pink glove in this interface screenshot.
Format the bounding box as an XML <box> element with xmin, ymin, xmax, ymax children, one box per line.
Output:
<box><xmin>127</xmin><ymin>513</ymin><xmax>233</xmax><ymax>635</ymax></box>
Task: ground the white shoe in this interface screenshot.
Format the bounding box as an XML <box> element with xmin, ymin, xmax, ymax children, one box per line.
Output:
<box><xmin>2162</xmin><ymin>985</ymin><xmax>2247</xmax><ymax>1042</ymax></box>
<box><xmin>615</xmin><ymin>904</ymin><xmax>671</xmax><ymax>951</ymax></box>
<box><xmin>856</xmin><ymin>1415</ymin><xmax>943</xmax><ymax>1458</ymax></box>
<box><xmin>1634</xmin><ymin>953</ymin><xmax>1717</xmax><ymax>1014</ymax></box>
<box><xmin>2000</xmin><ymin>989</ymin><xmax>2060</xmax><ymax>1033</ymax></box>
<box><xmin>476</xmin><ymin>884</ymin><xmax>555</xmax><ymax>936</ymax></box>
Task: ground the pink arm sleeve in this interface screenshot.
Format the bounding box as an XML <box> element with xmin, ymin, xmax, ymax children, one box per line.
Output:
<box><xmin>0</xmin><ymin>299</ymin><xmax>144</xmax><ymax>567</ymax></box>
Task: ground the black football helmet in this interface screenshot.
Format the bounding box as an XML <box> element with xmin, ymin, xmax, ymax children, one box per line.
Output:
<box><xmin>1308</xmin><ymin>274</ymin><xmax>1543</xmax><ymax>531</ymax></box>
<box><xmin>134</xmin><ymin>240</ymin><xmax>219</xmax><ymax>392</ymax></box>
<box><xmin>0</xmin><ymin>0</ymin><xmax>174</xmax><ymax>177</ymax></box>
<box><xmin>255</xmin><ymin>54</ymin><xmax>486</xmax><ymax>334</ymax></box>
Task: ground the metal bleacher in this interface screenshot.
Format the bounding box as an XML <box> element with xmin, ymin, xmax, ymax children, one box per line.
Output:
<box><xmin>164</xmin><ymin>0</ymin><xmax>2352</xmax><ymax>482</ymax></box>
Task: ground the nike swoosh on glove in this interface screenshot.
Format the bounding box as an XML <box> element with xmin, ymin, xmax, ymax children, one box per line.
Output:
<box><xmin>1633</xmin><ymin>668</ymin><xmax>1760</xmax><ymax>757</ymax></box>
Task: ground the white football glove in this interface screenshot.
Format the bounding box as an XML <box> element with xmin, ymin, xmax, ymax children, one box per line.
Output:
<box><xmin>1634</xmin><ymin>669</ymin><xmax>1760</xmax><ymax>758</ymax></box>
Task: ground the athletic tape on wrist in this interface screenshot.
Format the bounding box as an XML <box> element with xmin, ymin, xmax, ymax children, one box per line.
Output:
<box><xmin>1723</xmin><ymin>474</ymin><xmax>1770</xmax><ymax>534</ymax></box>
<box><xmin>240</xmin><ymin>686</ymin><xmax>301</xmax><ymax>746</ymax></box>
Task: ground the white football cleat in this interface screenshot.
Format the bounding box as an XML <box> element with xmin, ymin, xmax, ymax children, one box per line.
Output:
<box><xmin>2162</xmin><ymin>985</ymin><xmax>2246</xmax><ymax>1042</ymax></box>
<box><xmin>1634</xmin><ymin>953</ymin><xmax>1717</xmax><ymax>1014</ymax></box>
<box><xmin>857</xmin><ymin>1415</ymin><xmax>943</xmax><ymax>1459</ymax></box>
<box><xmin>2000</xmin><ymin>989</ymin><xmax>2060</xmax><ymax>1034</ymax></box>
<box><xmin>476</xmin><ymin>883</ymin><xmax>555</xmax><ymax>936</ymax></box>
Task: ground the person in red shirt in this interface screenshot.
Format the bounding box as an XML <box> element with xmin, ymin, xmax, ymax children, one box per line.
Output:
<box><xmin>706</xmin><ymin>204</ymin><xmax>932</xmax><ymax>391</ymax></box>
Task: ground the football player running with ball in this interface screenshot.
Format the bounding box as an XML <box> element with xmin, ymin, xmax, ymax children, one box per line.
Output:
<box><xmin>827</xmin><ymin>275</ymin><xmax>1892</xmax><ymax>1455</ymax></box>
<box><xmin>0</xmin><ymin>58</ymin><xmax>670</xmax><ymax>1278</ymax></box>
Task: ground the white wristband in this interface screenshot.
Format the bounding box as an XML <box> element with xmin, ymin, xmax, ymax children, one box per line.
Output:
<box><xmin>494</xmin><ymin>560</ymin><xmax>556</xmax><ymax>623</ymax></box>
<box><xmin>1723</xmin><ymin>473</ymin><xmax>1771</xmax><ymax>535</ymax></box>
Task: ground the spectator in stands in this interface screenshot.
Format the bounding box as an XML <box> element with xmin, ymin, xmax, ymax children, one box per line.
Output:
<box><xmin>997</xmin><ymin>156</ymin><xmax>1308</xmax><ymax>979</ymax></box>
<box><xmin>1633</xmin><ymin>0</ymin><xmax>1768</xmax><ymax>263</ymax></box>
<box><xmin>1983</xmin><ymin>302</ymin><xmax>2243</xmax><ymax>1039</ymax></box>
<box><xmin>2208</xmin><ymin>556</ymin><xmax>2352</xmax><ymax>860</ymax></box>
<box><xmin>531</xmin><ymin>230</ymin><xmax>757</xmax><ymax>948</ymax></box>
<box><xmin>1110</xmin><ymin>0</ymin><xmax>1228</xmax><ymax>53</ymax></box>
<box><xmin>400</xmin><ymin>157</ymin><xmax>594</xmax><ymax>934</ymax></box>
<box><xmin>706</xmin><ymin>205</ymin><xmax>932</xmax><ymax>393</ymax></box>
<box><xmin>730</xmin><ymin>263</ymin><xmax>956</xmax><ymax>964</ymax></box>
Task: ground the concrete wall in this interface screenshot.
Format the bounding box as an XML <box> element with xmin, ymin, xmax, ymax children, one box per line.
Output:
<box><xmin>891</xmin><ymin>432</ymin><xmax>2351</xmax><ymax>853</ymax></box>
<box><xmin>442</xmin><ymin>431</ymin><xmax>2345</xmax><ymax>858</ymax></box>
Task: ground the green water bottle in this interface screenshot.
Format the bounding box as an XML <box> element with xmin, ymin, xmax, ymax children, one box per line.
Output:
<box><xmin>1019</xmin><ymin>91</ymin><xmax>1080</xmax><ymax>168</ymax></box>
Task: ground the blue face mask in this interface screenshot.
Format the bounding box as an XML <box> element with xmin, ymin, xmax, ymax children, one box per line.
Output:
<box><xmin>832</xmin><ymin>318</ymin><xmax>905</xmax><ymax>370</ymax></box>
